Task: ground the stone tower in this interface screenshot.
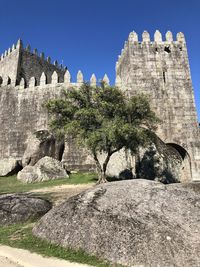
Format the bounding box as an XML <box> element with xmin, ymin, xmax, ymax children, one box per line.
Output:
<box><xmin>0</xmin><ymin>39</ymin><xmax>66</xmax><ymax>87</ymax></box>
<box><xmin>116</xmin><ymin>30</ymin><xmax>200</xmax><ymax>181</ymax></box>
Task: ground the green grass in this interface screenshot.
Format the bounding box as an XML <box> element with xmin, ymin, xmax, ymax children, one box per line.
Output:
<box><xmin>0</xmin><ymin>173</ymin><xmax>125</xmax><ymax>266</ymax></box>
<box><xmin>0</xmin><ymin>222</ymin><xmax>119</xmax><ymax>267</ymax></box>
<box><xmin>0</xmin><ymin>172</ymin><xmax>97</xmax><ymax>194</ymax></box>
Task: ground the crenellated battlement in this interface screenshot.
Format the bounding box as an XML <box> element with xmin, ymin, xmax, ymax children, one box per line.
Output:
<box><xmin>0</xmin><ymin>39</ymin><xmax>65</xmax><ymax>71</ymax></box>
<box><xmin>126</xmin><ymin>30</ymin><xmax>185</xmax><ymax>44</ymax></box>
<box><xmin>0</xmin><ymin>39</ymin><xmax>66</xmax><ymax>87</ymax></box>
<box><xmin>0</xmin><ymin>39</ymin><xmax>111</xmax><ymax>89</ymax></box>
<box><xmin>116</xmin><ymin>31</ymin><xmax>186</xmax><ymax>70</ymax></box>
<box><xmin>0</xmin><ymin>69</ymin><xmax>110</xmax><ymax>89</ymax></box>
<box><xmin>23</xmin><ymin>43</ymin><xmax>66</xmax><ymax>71</ymax></box>
<box><xmin>0</xmin><ymin>39</ymin><xmax>21</xmax><ymax>62</ymax></box>
<box><xmin>0</xmin><ymin>32</ymin><xmax>188</xmax><ymax>90</ymax></box>
<box><xmin>0</xmin><ymin>44</ymin><xmax>16</xmax><ymax>61</ymax></box>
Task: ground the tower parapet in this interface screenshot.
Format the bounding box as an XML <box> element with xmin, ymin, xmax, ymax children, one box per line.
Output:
<box><xmin>116</xmin><ymin>30</ymin><xmax>186</xmax><ymax>71</ymax></box>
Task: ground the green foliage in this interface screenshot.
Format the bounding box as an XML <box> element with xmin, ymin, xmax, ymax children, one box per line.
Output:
<box><xmin>46</xmin><ymin>82</ymin><xmax>159</xmax><ymax>182</ymax></box>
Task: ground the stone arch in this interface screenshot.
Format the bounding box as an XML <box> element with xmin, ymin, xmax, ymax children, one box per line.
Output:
<box><xmin>136</xmin><ymin>136</ymin><xmax>193</xmax><ymax>184</ymax></box>
<box><xmin>166</xmin><ymin>143</ymin><xmax>192</xmax><ymax>182</ymax></box>
<box><xmin>166</xmin><ymin>143</ymin><xmax>188</xmax><ymax>159</ymax></box>
<box><xmin>0</xmin><ymin>76</ymin><xmax>2</xmax><ymax>86</ymax></box>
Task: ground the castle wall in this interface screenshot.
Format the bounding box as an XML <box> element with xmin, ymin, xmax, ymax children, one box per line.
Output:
<box><xmin>20</xmin><ymin>50</ymin><xmax>66</xmax><ymax>86</ymax></box>
<box><xmin>0</xmin><ymin>84</ymin><xmax>62</xmax><ymax>159</ymax></box>
<box><xmin>0</xmin><ymin>34</ymin><xmax>199</xmax><ymax>179</ymax></box>
<box><xmin>0</xmin><ymin>78</ymin><xmax>95</xmax><ymax>171</ymax></box>
<box><xmin>116</xmin><ymin>31</ymin><xmax>200</xmax><ymax>180</ymax></box>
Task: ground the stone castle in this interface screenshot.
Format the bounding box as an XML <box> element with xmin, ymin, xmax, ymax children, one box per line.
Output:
<box><xmin>0</xmin><ymin>30</ymin><xmax>199</xmax><ymax>181</ymax></box>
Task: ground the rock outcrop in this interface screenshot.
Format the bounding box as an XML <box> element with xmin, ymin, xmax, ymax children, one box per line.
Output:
<box><xmin>98</xmin><ymin>149</ymin><xmax>135</xmax><ymax>179</ymax></box>
<box><xmin>0</xmin><ymin>158</ymin><xmax>22</xmax><ymax>177</ymax></box>
<box><xmin>18</xmin><ymin>156</ymin><xmax>68</xmax><ymax>183</ymax></box>
<box><xmin>0</xmin><ymin>194</ymin><xmax>52</xmax><ymax>225</ymax></box>
<box><xmin>136</xmin><ymin>136</ymin><xmax>191</xmax><ymax>183</ymax></box>
<box><xmin>33</xmin><ymin>180</ymin><xmax>200</xmax><ymax>267</ymax></box>
<box><xmin>22</xmin><ymin>130</ymin><xmax>65</xmax><ymax>167</ymax></box>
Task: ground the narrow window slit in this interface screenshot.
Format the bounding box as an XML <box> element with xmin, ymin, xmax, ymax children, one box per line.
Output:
<box><xmin>163</xmin><ymin>72</ymin><xmax>166</xmax><ymax>83</ymax></box>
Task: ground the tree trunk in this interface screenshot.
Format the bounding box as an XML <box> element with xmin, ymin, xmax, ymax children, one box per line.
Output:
<box><xmin>93</xmin><ymin>152</ymin><xmax>110</xmax><ymax>184</ymax></box>
<box><xmin>96</xmin><ymin>171</ymin><xmax>107</xmax><ymax>184</ymax></box>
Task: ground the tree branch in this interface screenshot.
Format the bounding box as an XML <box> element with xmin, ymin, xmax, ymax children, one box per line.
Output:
<box><xmin>110</xmin><ymin>145</ymin><xmax>123</xmax><ymax>156</ymax></box>
<box><xmin>93</xmin><ymin>151</ymin><xmax>102</xmax><ymax>174</ymax></box>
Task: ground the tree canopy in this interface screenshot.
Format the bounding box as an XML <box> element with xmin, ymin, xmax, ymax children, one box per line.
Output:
<box><xmin>46</xmin><ymin>82</ymin><xmax>159</xmax><ymax>183</ymax></box>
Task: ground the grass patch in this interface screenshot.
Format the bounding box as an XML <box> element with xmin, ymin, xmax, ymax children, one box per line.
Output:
<box><xmin>0</xmin><ymin>172</ymin><xmax>97</xmax><ymax>194</ymax></box>
<box><xmin>0</xmin><ymin>222</ymin><xmax>120</xmax><ymax>267</ymax></box>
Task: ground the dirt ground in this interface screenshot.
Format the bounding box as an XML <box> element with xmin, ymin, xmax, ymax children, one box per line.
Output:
<box><xmin>0</xmin><ymin>256</ymin><xmax>23</xmax><ymax>267</ymax></box>
<box><xmin>30</xmin><ymin>183</ymin><xmax>94</xmax><ymax>205</ymax></box>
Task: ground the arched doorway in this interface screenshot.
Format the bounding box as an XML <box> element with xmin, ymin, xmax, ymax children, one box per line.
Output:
<box><xmin>166</xmin><ymin>143</ymin><xmax>192</xmax><ymax>182</ymax></box>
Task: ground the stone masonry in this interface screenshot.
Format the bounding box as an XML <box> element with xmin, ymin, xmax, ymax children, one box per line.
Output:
<box><xmin>0</xmin><ymin>40</ymin><xmax>97</xmax><ymax>171</ymax></box>
<box><xmin>0</xmin><ymin>32</ymin><xmax>200</xmax><ymax>179</ymax></box>
<box><xmin>116</xmin><ymin>30</ymin><xmax>200</xmax><ymax>180</ymax></box>
<box><xmin>0</xmin><ymin>40</ymin><xmax>66</xmax><ymax>87</ymax></box>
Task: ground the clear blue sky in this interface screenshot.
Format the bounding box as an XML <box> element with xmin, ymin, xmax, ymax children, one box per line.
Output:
<box><xmin>0</xmin><ymin>0</ymin><xmax>199</xmax><ymax>119</ymax></box>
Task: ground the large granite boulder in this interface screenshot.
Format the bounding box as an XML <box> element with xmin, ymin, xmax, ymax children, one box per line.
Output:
<box><xmin>136</xmin><ymin>136</ymin><xmax>191</xmax><ymax>183</ymax></box>
<box><xmin>97</xmin><ymin>135</ymin><xmax>191</xmax><ymax>183</ymax></box>
<box><xmin>17</xmin><ymin>156</ymin><xmax>68</xmax><ymax>183</ymax></box>
<box><xmin>22</xmin><ymin>130</ymin><xmax>64</xmax><ymax>167</ymax></box>
<box><xmin>98</xmin><ymin>149</ymin><xmax>134</xmax><ymax>179</ymax></box>
<box><xmin>0</xmin><ymin>158</ymin><xmax>22</xmax><ymax>176</ymax></box>
<box><xmin>0</xmin><ymin>194</ymin><xmax>52</xmax><ymax>225</ymax></box>
<box><xmin>33</xmin><ymin>180</ymin><xmax>200</xmax><ymax>267</ymax></box>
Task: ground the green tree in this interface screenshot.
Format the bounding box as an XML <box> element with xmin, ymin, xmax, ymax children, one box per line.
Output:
<box><xmin>46</xmin><ymin>82</ymin><xmax>159</xmax><ymax>184</ymax></box>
